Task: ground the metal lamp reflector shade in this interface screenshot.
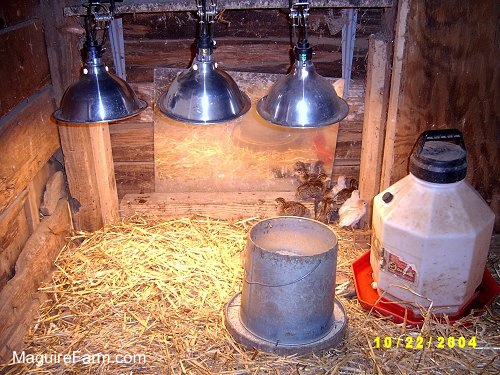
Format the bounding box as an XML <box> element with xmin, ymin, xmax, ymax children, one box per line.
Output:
<box><xmin>157</xmin><ymin>0</ymin><xmax>250</xmax><ymax>124</ymax></box>
<box><xmin>257</xmin><ymin>1</ymin><xmax>348</xmax><ymax>128</ymax></box>
<box><xmin>257</xmin><ymin>60</ymin><xmax>348</xmax><ymax>128</ymax></box>
<box><xmin>53</xmin><ymin>0</ymin><xmax>147</xmax><ymax>124</ymax></box>
<box><xmin>54</xmin><ymin>64</ymin><xmax>147</xmax><ymax>124</ymax></box>
<box><xmin>158</xmin><ymin>58</ymin><xmax>250</xmax><ymax>124</ymax></box>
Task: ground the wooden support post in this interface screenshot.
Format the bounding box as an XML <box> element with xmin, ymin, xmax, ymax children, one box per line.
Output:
<box><xmin>359</xmin><ymin>33</ymin><xmax>391</xmax><ymax>226</ymax></box>
<box><xmin>380</xmin><ymin>0</ymin><xmax>410</xmax><ymax>190</ymax></box>
<box><xmin>58</xmin><ymin>124</ymin><xmax>119</xmax><ymax>231</ymax></box>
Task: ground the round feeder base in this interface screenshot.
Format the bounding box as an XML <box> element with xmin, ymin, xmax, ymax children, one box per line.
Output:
<box><xmin>224</xmin><ymin>293</ymin><xmax>348</xmax><ymax>355</ymax></box>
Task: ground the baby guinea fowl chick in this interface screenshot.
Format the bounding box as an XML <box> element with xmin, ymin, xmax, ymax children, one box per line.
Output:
<box><xmin>296</xmin><ymin>173</ymin><xmax>329</xmax><ymax>219</ymax></box>
<box><xmin>333</xmin><ymin>178</ymin><xmax>359</xmax><ymax>205</ymax></box>
<box><xmin>316</xmin><ymin>197</ymin><xmax>339</xmax><ymax>224</ymax></box>
<box><xmin>338</xmin><ymin>199</ymin><xmax>367</xmax><ymax>229</ymax></box>
<box><xmin>296</xmin><ymin>173</ymin><xmax>329</xmax><ymax>199</ymax></box>
<box><xmin>338</xmin><ymin>190</ymin><xmax>365</xmax><ymax>228</ymax></box>
<box><xmin>328</xmin><ymin>175</ymin><xmax>348</xmax><ymax>197</ymax></box>
<box><xmin>274</xmin><ymin>197</ymin><xmax>310</xmax><ymax>218</ymax></box>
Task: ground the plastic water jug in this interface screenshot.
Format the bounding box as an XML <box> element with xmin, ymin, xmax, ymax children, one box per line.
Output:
<box><xmin>370</xmin><ymin>129</ymin><xmax>495</xmax><ymax>316</ymax></box>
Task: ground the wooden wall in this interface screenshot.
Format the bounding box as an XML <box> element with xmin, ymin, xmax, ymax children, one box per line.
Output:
<box><xmin>380</xmin><ymin>0</ymin><xmax>499</xmax><ymax>230</ymax></box>
<box><xmin>106</xmin><ymin>7</ymin><xmax>385</xmax><ymax>198</ymax></box>
<box><xmin>0</xmin><ymin>1</ymin><xmax>73</xmax><ymax>361</ymax></box>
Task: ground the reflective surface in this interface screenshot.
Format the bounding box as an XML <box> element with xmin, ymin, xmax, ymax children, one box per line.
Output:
<box><xmin>257</xmin><ymin>61</ymin><xmax>348</xmax><ymax>128</ymax></box>
<box><xmin>54</xmin><ymin>64</ymin><xmax>147</xmax><ymax>124</ymax></box>
<box><xmin>157</xmin><ymin>57</ymin><xmax>250</xmax><ymax>124</ymax></box>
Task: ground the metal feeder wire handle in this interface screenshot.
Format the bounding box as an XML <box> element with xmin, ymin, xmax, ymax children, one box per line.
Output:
<box><xmin>244</xmin><ymin>259</ymin><xmax>322</xmax><ymax>287</ymax></box>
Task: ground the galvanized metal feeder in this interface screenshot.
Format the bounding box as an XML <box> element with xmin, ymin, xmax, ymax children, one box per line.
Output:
<box><xmin>225</xmin><ymin>217</ymin><xmax>347</xmax><ymax>355</ymax></box>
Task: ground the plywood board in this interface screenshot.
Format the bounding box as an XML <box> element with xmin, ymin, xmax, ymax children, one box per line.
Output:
<box><xmin>154</xmin><ymin>69</ymin><xmax>342</xmax><ymax>194</ymax></box>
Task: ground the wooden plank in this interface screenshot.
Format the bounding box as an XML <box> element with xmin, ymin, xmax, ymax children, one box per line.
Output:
<box><xmin>0</xmin><ymin>88</ymin><xmax>59</xmax><ymax>214</ymax></box>
<box><xmin>124</xmin><ymin>39</ymin><xmax>349</xmax><ymax>80</ymax></box>
<box><xmin>358</xmin><ymin>33</ymin><xmax>390</xmax><ymax>225</ymax></box>
<box><xmin>120</xmin><ymin>191</ymin><xmax>314</xmax><ymax>220</ymax></box>
<box><xmin>87</xmin><ymin>125</ymin><xmax>120</xmax><ymax>227</ymax></box>
<box><xmin>23</xmin><ymin>158</ymin><xmax>60</xmax><ymax>233</ymax></box>
<box><xmin>0</xmin><ymin>199</ymin><xmax>71</xmax><ymax>362</ymax></box>
<box><xmin>109</xmin><ymin>122</ymin><xmax>154</xmax><ymax>162</ymax></box>
<box><xmin>380</xmin><ymin>0</ymin><xmax>499</xmax><ymax>215</ymax></box>
<box><xmin>119</xmin><ymin>10</ymin><xmax>379</xmax><ymax>41</ymax></box>
<box><xmin>0</xmin><ymin>191</ymin><xmax>30</xmax><ymax>290</ymax></box>
<box><xmin>0</xmin><ymin>21</ymin><xmax>51</xmax><ymax>117</ymax></box>
<box><xmin>0</xmin><ymin>0</ymin><xmax>39</xmax><ymax>27</ymax></box>
<box><xmin>114</xmin><ymin>161</ymin><xmax>155</xmax><ymax>199</ymax></box>
<box><xmin>58</xmin><ymin>124</ymin><xmax>119</xmax><ymax>231</ymax></box>
<box><xmin>24</xmin><ymin>181</ymin><xmax>41</xmax><ymax>234</ymax></box>
<box><xmin>65</xmin><ymin>0</ymin><xmax>393</xmax><ymax>15</ymax></box>
<box><xmin>111</xmin><ymin>82</ymin><xmax>153</xmax><ymax>123</ymax></box>
<box><xmin>380</xmin><ymin>0</ymin><xmax>410</xmax><ymax>191</ymax></box>
<box><xmin>39</xmin><ymin>0</ymin><xmax>82</xmax><ymax>102</ymax></box>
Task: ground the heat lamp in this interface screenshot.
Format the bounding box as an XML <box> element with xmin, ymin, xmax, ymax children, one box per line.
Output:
<box><xmin>54</xmin><ymin>0</ymin><xmax>147</xmax><ymax>124</ymax></box>
<box><xmin>157</xmin><ymin>0</ymin><xmax>250</xmax><ymax>124</ymax></box>
<box><xmin>257</xmin><ymin>1</ymin><xmax>349</xmax><ymax>128</ymax></box>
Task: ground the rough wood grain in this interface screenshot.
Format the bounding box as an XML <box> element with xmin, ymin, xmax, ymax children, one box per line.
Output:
<box><xmin>65</xmin><ymin>0</ymin><xmax>393</xmax><ymax>15</ymax></box>
<box><xmin>122</xmin><ymin>38</ymin><xmax>369</xmax><ymax>82</ymax></box>
<box><xmin>109</xmin><ymin>122</ymin><xmax>154</xmax><ymax>162</ymax></box>
<box><xmin>114</xmin><ymin>161</ymin><xmax>155</xmax><ymax>199</ymax></box>
<box><xmin>118</xmin><ymin>9</ymin><xmax>381</xmax><ymax>41</ymax></box>
<box><xmin>120</xmin><ymin>191</ymin><xmax>315</xmax><ymax>220</ymax></box>
<box><xmin>40</xmin><ymin>0</ymin><xmax>82</xmax><ymax>102</ymax></box>
<box><xmin>58</xmin><ymin>124</ymin><xmax>119</xmax><ymax>231</ymax></box>
<box><xmin>0</xmin><ymin>199</ymin><xmax>71</xmax><ymax>362</ymax></box>
<box><xmin>0</xmin><ymin>21</ymin><xmax>51</xmax><ymax>117</ymax></box>
<box><xmin>359</xmin><ymin>33</ymin><xmax>390</xmax><ymax>225</ymax></box>
<box><xmin>380</xmin><ymin>0</ymin><xmax>499</xmax><ymax>219</ymax></box>
<box><xmin>0</xmin><ymin>88</ymin><xmax>59</xmax><ymax>214</ymax></box>
<box><xmin>0</xmin><ymin>191</ymin><xmax>30</xmax><ymax>290</ymax></box>
<box><xmin>24</xmin><ymin>181</ymin><xmax>41</xmax><ymax>234</ymax></box>
<box><xmin>0</xmin><ymin>0</ymin><xmax>38</xmax><ymax>26</ymax></box>
<box><xmin>23</xmin><ymin>158</ymin><xmax>61</xmax><ymax>234</ymax></box>
<box><xmin>380</xmin><ymin>0</ymin><xmax>410</xmax><ymax>191</ymax></box>
<box><xmin>40</xmin><ymin>171</ymin><xmax>67</xmax><ymax>216</ymax></box>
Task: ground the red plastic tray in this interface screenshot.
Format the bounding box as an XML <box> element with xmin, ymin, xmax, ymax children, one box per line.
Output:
<box><xmin>351</xmin><ymin>251</ymin><xmax>500</xmax><ymax>326</ymax></box>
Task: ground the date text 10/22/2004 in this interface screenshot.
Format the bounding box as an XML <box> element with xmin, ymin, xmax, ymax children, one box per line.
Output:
<box><xmin>373</xmin><ymin>336</ymin><xmax>478</xmax><ymax>350</ymax></box>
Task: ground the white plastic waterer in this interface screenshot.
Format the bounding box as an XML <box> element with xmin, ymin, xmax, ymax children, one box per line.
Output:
<box><xmin>370</xmin><ymin>129</ymin><xmax>495</xmax><ymax>316</ymax></box>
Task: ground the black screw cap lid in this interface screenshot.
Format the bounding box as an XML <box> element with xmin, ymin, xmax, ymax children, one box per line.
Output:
<box><xmin>409</xmin><ymin>129</ymin><xmax>467</xmax><ymax>184</ymax></box>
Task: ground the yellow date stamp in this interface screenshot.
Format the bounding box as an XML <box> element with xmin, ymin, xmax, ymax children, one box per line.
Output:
<box><xmin>373</xmin><ymin>336</ymin><xmax>477</xmax><ymax>349</ymax></box>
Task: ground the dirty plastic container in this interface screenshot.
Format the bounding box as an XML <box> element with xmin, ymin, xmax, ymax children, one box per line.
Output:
<box><xmin>370</xmin><ymin>129</ymin><xmax>495</xmax><ymax>316</ymax></box>
<box><xmin>225</xmin><ymin>216</ymin><xmax>347</xmax><ymax>355</ymax></box>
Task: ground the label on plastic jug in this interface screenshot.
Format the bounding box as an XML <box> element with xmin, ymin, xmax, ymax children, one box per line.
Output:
<box><xmin>385</xmin><ymin>252</ymin><xmax>417</xmax><ymax>283</ymax></box>
<box><xmin>372</xmin><ymin>236</ymin><xmax>417</xmax><ymax>284</ymax></box>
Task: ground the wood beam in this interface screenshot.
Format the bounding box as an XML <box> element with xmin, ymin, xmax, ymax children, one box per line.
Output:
<box><xmin>58</xmin><ymin>124</ymin><xmax>120</xmax><ymax>231</ymax></box>
<box><xmin>358</xmin><ymin>33</ymin><xmax>390</xmax><ymax>226</ymax></box>
<box><xmin>64</xmin><ymin>0</ymin><xmax>394</xmax><ymax>16</ymax></box>
<box><xmin>380</xmin><ymin>0</ymin><xmax>410</xmax><ymax>190</ymax></box>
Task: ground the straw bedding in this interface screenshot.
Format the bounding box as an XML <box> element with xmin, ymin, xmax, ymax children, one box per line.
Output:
<box><xmin>1</xmin><ymin>216</ymin><xmax>498</xmax><ymax>374</ymax></box>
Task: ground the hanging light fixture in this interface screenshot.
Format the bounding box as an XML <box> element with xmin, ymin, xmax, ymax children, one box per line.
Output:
<box><xmin>157</xmin><ymin>0</ymin><xmax>250</xmax><ymax>124</ymax></box>
<box><xmin>54</xmin><ymin>0</ymin><xmax>147</xmax><ymax>124</ymax></box>
<box><xmin>257</xmin><ymin>1</ymin><xmax>348</xmax><ymax>128</ymax></box>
